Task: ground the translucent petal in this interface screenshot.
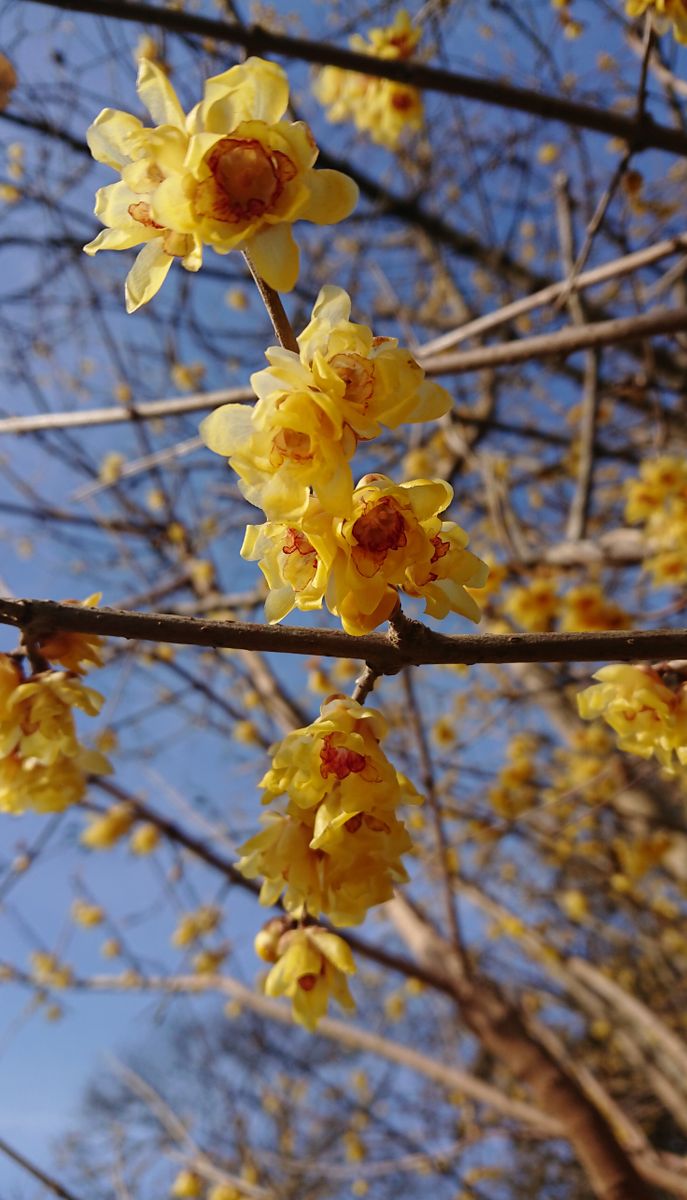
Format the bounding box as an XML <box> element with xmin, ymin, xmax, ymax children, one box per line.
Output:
<box><xmin>199</xmin><ymin>403</ymin><xmax>253</xmax><ymax>456</ymax></box>
<box><xmin>125</xmin><ymin>240</ymin><xmax>174</xmax><ymax>313</ymax></box>
<box><xmin>198</xmin><ymin>58</ymin><xmax>289</xmax><ymax>133</ymax></box>
<box><xmin>247</xmin><ymin>222</ymin><xmax>300</xmax><ymax>292</ymax></box>
<box><xmin>299</xmin><ymin>169</ymin><xmax>359</xmax><ymax>225</ymax></box>
<box><xmin>309</xmin><ymin>929</ymin><xmax>356</xmax><ymax>974</ymax></box>
<box><xmin>86</xmin><ymin>108</ymin><xmax>144</xmax><ymax>169</ymax></box>
<box><xmin>84</xmin><ymin>226</ymin><xmax>148</xmax><ymax>256</ymax></box>
<box><xmin>136</xmin><ymin>58</ymin><xmax>186</xmax><ymax>129</ymax></box>
<box><xmin>149</xmin><ymin>175</ymin><xmax>194</xmax><ymax>233</ymax></box>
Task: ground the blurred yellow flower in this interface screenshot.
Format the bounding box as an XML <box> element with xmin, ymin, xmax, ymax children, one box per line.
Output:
<box><xmin>81</xmin><ymin>802</ymin><xmax>135</xmax><ymax>849</ymax></box>
<box><xmin>315</xmin><ymin>10</ymin><xmax>424</xmax><ymax>149</ymax></box>
<box><xmin>626</xmin><ymin>0</ymin><xmax>687</xmax><ymax>43</ymax></box>
<box><xmin>577</xmin><ymin>664</ymin><xmax>687</xmax><ymax>774</ymax></box>
<box><xmin>37</xmin><ymin>593</ymin><xmax>105</xmax><ymax>675</ymax></box>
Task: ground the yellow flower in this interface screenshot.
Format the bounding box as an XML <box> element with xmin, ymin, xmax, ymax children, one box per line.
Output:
<box><xmin>84</xmin><ymin>60</ymin><xmax>202</xmax><ymax>312</ymax></box>
<box><xmin>80</xmin><ymin>802</ymin><xmax>135</xmax><ymax>849</ymax></box>
<box><xmin>328</xmin><ymin>474</ymin><xmax>486</xmax><ymax>635</ymax></box>
<box><xmin>558</xmin><ymin>584</ymin><xmax>629</xmax><ymax>633</ymax></box>
<box><xmin>149</xmin><ymin>58</ymin><xmax>357</xmax><ymax>293</ymax></box>
<box><xmin>30</xmin><ymin>951</ymin><xmax>73</xmax><ymax>989</ymax></box>
<box><xmin>71</xmin><ymin>899</ymin><xmax>104</xmax><ymax>927</ymax></box>
<box><xmin>577</xmin><ymin>664</ymin><xmax>687</xmax><ymax>774</ymax></box>
<box><xmin>170</xmin><ymin>1170</ymin><xmax>204</xmax><ymax>1198</ymax></box>
<box><xmin>264</xmin><ymin>926</ymin><xmax>356</xmax><ymax>1030</ymax></box>
<box><xmin>625</xmin><ymin>455</ymin><xmax>687</xmax><ymax>523</ymax></box>
<box><xmin>37</xmin><ymin>594</ymin><xmax>105</xmax><ymax>675</ymax></box>
<box><xmin>502</xmin><ymin>577</ymin><xmax>560</xmax><ymax>631</ymax></box>
<box><xmin>172</xmin><ymin>904</ymin><xmax>221</xmax><ymax>946</ymax></box>
<box><xmin>315</xmin><ymin>11</ymin><xmax>424</xmax><ymax>150</ymax></box>
<box><xmin>241</xmin><ymin>499</ymin><xmax>336</xmax><ymax>622</ymax></box>
<box><xmin>626</xmin><ymin>0</ymin><xmax>687</xmax><ymax>43</ymax></box>
<box><xmin>0</xmin><ymin>670</ymin><xmax>103</xmax><ymax>766</ymax></box>
<box><xmin>129</xmin><ymin>821</ymin><xmax>160</xmax><ymax>854</ymax></box>
<box><xmin>201</xmin><ymin>285</ymin><xmax>449</xmax><ymax>521</ymax></box>
<box><xmin>238</xmin><ymin>697</ymin><xmax>421</xmax><ymax>925</ymax></box>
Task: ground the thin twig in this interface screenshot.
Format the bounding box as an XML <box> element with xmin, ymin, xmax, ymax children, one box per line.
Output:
<box><xmin>0</xmin><ymin>1136</ymin><xmax>85</xmax><ymax>1200</ymax></box>
<box><xmin>243</xmin><ymin>252</ymin><xmax>298</xmax><ymax>353</ymax></box>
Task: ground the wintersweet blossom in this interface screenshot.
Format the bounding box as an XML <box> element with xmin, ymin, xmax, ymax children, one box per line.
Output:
<box><xmin>314</xmin><ymin>10</ymin><xmax>424</xmax><ymax>149</ymax></box>
<box><xmin>0</xmin><ymin>657</ymin><xmax>110</xmax><ymax>814</ymax></box>
<box><xmin>577</xmin><ymin>664</ymin><xmax>687</xmax><ymax>774</ymax></box>
<box><xmin>259</xmin><ymin>694</ymin><xmax>415</xmax><ymax>811</ymax></box>
<box><xmin>241</xmin><ymin>500</ymin><xmax>335</xmax><ymax>623</ymax></box>
<box><xmin>263</xmin><ymin>926</ymin><xmax>356</xmax><ymax>1030</ymax></box>
<box><xmin>328</xmin><ymin>474</ymin><xmax>487</xmax><ymax>635</ymax></box>
<box><xmin>625</xmin><ymin>457</ymin><xmax>687</xmax><ymax>590</ymax></box>
<box><xmin>85</xmin><ymin>58</ymin><xmax>358</xmax><ymax>307</ymax></box>
<box><xmin>200</xmin><ymin>285</ymin><xmax>451</xmax><ymax>520</ymax></box>
<box><xmin>626</xmin><ymin>0</ymin><xmax>687</xmax><ymax>43</ymax></box>
<box><xmin>238</xmin><ymin>696</ymin><xmax>421</xmax><ymax>925</ymax></box>
<box><xmin>558</xmin><ymin>584</ymin><xmax>629</xmax><ymax>633</ymax></box>
<box><xmin>37</xmin><ymin>594</ymin><xmax>105</xmax><ymax>675</ymax></box>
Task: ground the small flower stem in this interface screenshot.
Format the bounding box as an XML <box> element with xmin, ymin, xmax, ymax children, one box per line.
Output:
<box><xmin>351</xmin><ymin>663</ymin><xmax>380</xmax><ymax>704</ymax></box>
<box><xmin>242</xmin><ymin>251</ymin><xmax>299</xmax><ymax>353</ymax></box>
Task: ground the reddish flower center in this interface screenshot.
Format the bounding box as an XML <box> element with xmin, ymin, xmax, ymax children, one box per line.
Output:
<box><xmin>283</xmin><ymin>528</ymin><xmax>316</xmax><ymax>558</ymax></box>
<box><xmin>352</xmin><ymin>498</ymin><xmax>407</xmax><ymax>557</ymax></box>
<box><xmin>198</xmin><ymin>137</ymin><xmax>296</xmax><ymax>224</ymax></box>
<box><xmin>298</xmin><ymin>973</ymin><xmax>317</xmax><ymax>991</ymax></box>
<box><xmin>128</xmin><ymin>201</ymin><xmax>164</xmax><ymax>230</ymax></box>
<box><xmin>320</xmin><ymin>733</ymin><xmax>367</xmax><ymax>780</ymax></box>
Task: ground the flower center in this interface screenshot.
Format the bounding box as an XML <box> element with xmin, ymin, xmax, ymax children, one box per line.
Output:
<box><xmin>329</xmin><ymin>353</ymin><xmax>375</xmax><ymax>413</ymax></box>
<box><xmin>270</xmin><ymin>428</ymin><xmax>312</xmax><ymax>467</ymax></box>
<box><xmin>320</xmin><ymin>733</ymin><xmax>367</xmax><ymax>781</ymax></box>
<box><xmin>128</xmin><ymin>201</ymin><xmax>164</xmax><ymax>230</ymax></box>
<box><xmin>352</xmin><ymin>498</ymin><xmax>407</xmax><ymax>557</ymax></box>
<box><xmin>297</xmin><ymin>973</ymin><xmax>317</xmax><ymax>991</ymax></box>
<box><xmin>282</xmin><ymin>528</ymin><xmax>316</xmax><ymax>558</ymax></box>
<box><xmin>198</xmin><ymin>136</ymin><xmax>296</xmax><ymax>225</ymax></box>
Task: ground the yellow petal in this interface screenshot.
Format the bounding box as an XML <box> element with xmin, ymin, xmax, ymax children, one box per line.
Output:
<box><xmin>86</xmin><ymin>108</ymin><xmax>144</xmax><ymax>169</ymax></box>
<box><xmin>149</xmin><ymin>174</ymin><xmax>194</xmax><ymax>232</ymax></box>
<box><xmin>308</xmin><ymin>929</ymin><xmax>356</xmax><ymax>974</ymax></box>
<box><xmin>125</xmin><ymin>239</ymin><xmax>174</xmax><ymax>313</ymax></box>
<box><xmin>198</xmin><ymin>58</ymin><xmax>289</xmax><ymax>133</ymax></box>
<box><xmin>199</xmin><ymin>403</ymin><xmax>253</xmax><ymax>456</ymax></box>
<box><xmin>247</xmin><ymin>222</ymin><xmax>299</xmax><ymax>292</ymax></box>
<box><xmin>136</xmin><ymin>58</ymin><xmax>186</xmax><ymax>128</ymax></box>
<box><xmin>84</xmin><ymin>226</ymin><xmax>148</xmax><ymax>255</ymax></box>
<box><xmin>299</xmin><ymin>170</ymin><xmax>359</xmax><ymax>225</ymax></box>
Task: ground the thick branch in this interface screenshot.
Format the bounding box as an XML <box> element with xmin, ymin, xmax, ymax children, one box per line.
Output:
<box><xmin>1</xmin><ymin>598</ymin><xmax>685</xmax><ymax>668</ymax></box>
<box><xmin>25</xmin><ymin>0</ymin><xmax>687</xmax><ymax>156</ymax></box>
<box><xmin>422</xmin><ymin>306</ymin><xmax>687</xmax><ymax>376</ymax></box>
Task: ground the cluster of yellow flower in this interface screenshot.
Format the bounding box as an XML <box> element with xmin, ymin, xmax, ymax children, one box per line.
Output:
<box><xmin>625</xmin><ymin>455</ymin><xmax>687</xmax><ymax>588</ymax></box>
<box><xmin>626</xmin><ymin>0</ymin><xmax>687</xmax><ymax>43</ymax></box>
<box><xmin>314</xmin><ymin>10</ymin><xmax>424</xmax><ymax>150</ymax></box>
<box><xmin>202</xmin><ymin>286</ymin><xmax>487</xmax><ymax>634</ymax></box>
<box><xmin>488</xmin><ymin>732</ymin><xmax>539</xmax><ymax>820</ymax></box>
<box><xmin>503</xmin><ymin>578</ymin><xmax>629</xmax><ymax>633</ymax></box>
<box><xmin>0</xmin><ymin>605</ymin><xmax>110</xmax><ymax>814</ymax></box>
<box><xmin>239</xmin><ymin>696</ymin><xmax>421</xmax><ymax>1027</ymax></box>
<box><xmin>84</xmin><ymin>57</ymin><xmax>358</xmax><ymax>308</ymax></box>
<box><xmin>577</xmin><ymin>664</ymin><xmax>687</xmax><ymax>775</ymax></box>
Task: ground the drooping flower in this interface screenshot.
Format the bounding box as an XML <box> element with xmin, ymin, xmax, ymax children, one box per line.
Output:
<box><xmin>200</xmin><ymin>285</ymin><xmax>451</xmax><ymax>520</ymax></box>
<box><xmin>0</xmin><ymin>657</ymin><xmax>111</xmax><ymax>815</ymax></box>
<box><xmin>577</xmin><ymin>663</ymin><xmax>687</xmax><ymax>775</ymax></box>
<box><xmin>626</xmin><ymin>0</ymin><xmax>687</xmax><ymax>44</ymax></box>
<box><xmin>85</xmin><ymin>58</ymin><xmax>358</xmax><ymax>306</ymax></box>
<box><xmin>37</xmin><ymin>594</ymin><xmax>105</xmax><ymax>675</ymax></box>
<box><xmin>80</xmin><ymin>802</ymin><xmax>135</xmax><ymax>848</ymax></box>
<box><xmin>314</xmin><ymin>10</ymin><xmax>424</xmax><ymax>149</ymax></box>
<box><xmin>264</xmin><ymin>926</ymin><xmax>356</xmax><ymax>1029</ymax></box>
<box><xmin>238</xmin><ymin>696</ymin><xmax>421</xmax><ymax>925</ymax></box>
